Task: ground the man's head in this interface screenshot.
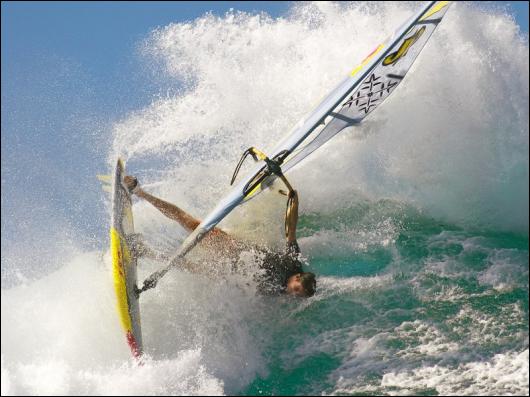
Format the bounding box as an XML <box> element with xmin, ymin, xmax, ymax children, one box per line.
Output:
<box><xmin>286</xmin><ymin>272</ymin><xmax>316</xmax><ymax>297</ymax></box>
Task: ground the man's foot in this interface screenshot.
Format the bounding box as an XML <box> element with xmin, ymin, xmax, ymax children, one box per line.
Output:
<box><xmin>124</xmin><ymin>175</ymin><xmax>140</xmax><ymax>194</ymax></box>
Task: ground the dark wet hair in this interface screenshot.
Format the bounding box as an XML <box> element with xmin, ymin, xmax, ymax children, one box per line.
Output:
<box><xmin>300</xmin><ymin>272</ymin><xmax>316</xmax><ymax>297</ymax></box>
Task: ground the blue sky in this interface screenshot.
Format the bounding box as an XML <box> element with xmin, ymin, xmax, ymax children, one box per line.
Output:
<box><xmin>1</xmin><ymin>1</ymin><xmax>529</xmax><ymax>255</ymax></box>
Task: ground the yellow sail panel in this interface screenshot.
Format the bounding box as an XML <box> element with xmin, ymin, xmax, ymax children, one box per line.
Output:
<box><xmin>420</xmin><ymin>1</ymin><xmax>450</xmax><ymax>21</ymax></box>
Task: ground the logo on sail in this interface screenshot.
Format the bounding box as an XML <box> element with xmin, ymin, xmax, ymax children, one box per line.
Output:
<box><xmin>343</xmin><ymin>74</ymin><xmax>399</xmax><ymax>114</ymax></box>
<box><xmin>383</xmin><ymin>26</ymin><xmax>426</xmax><ymax>66</ymax></box>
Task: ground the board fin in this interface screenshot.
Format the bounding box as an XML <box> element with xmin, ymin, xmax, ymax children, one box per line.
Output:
<box><xmin>97</xmin><ymin>174</ymin><xmax>112</xmax><ymax>193</ymax></box>
<box><xmin>97</xmin><ymin>174</ymin><xmax>112</xmax><ymax>183</ymax></box>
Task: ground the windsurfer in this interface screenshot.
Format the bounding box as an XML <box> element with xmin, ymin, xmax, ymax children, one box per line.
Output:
<box><xmin>124</xmin><ymin>175</ymin><xmax>316</xmax><ymax>297</ymax></box>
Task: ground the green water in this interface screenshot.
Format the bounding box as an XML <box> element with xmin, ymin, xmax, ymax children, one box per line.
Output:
<box><xmin>241</xmin><ymin>203</ymin><xmax>529</xmax><ymax>396</ymax></box>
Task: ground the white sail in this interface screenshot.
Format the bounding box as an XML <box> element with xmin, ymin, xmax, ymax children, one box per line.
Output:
<box><xmin>163</xmin><ymin>1</ymin><xmax>452</xmax><ymax>270</ymax></box>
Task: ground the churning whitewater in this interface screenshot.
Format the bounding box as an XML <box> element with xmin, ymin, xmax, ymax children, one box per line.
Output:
<box><xmin>2</xmin><ymin>2</ymin><xmax>528</xmax><ymax>396</ymax></box>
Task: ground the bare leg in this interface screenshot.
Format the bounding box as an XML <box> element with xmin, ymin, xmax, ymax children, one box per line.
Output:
<box><xmin>124</xmin><ymin>177</ymin><xmax>240</xmax><ymax>250</ymax></box>
<box><xmin>134</xmin><ymin>188</ymin><xmax>202</xmax><ymax>233</ymax></box>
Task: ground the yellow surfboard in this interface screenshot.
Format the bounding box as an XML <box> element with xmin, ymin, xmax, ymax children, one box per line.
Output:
<box><xmin>110</xmin><ymin>158</ymin><xmax>143</xmax><ymax>358</ymax></box>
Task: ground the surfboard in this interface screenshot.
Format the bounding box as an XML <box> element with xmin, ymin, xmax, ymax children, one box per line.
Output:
<box><xmin>110</xmin><ymin>158</ymin><xmax>143</xmax><ymax>358</ymax></box>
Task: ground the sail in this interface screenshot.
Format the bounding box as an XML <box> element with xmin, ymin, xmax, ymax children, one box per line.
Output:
<box><xmin>148</xmin><ymin>1</ymin><xmax>452</xmax><ymax>279</ymax></box>
<box><xmin>282</xmin><ymin>1</ymin><xmax>451</xmax><ymax>173</ymax></box>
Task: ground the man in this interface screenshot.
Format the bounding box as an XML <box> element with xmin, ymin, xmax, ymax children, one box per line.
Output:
<box><xmin>124</xmin><ymin>176</ymin><xmax>316</xmax><ymax>297</ymax></box>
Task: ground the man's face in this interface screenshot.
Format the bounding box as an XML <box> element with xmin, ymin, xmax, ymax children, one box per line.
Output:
<box><xmin>286</xmin><ymin>273</ymin><xmax>306</xmax><ymax>297</ymax></box>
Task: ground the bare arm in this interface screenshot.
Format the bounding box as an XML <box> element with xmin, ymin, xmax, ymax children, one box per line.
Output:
<box><xmin>285</xmin><ymin>190</ymin><xmax>299</xmax><ymax>243</ymax></box>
